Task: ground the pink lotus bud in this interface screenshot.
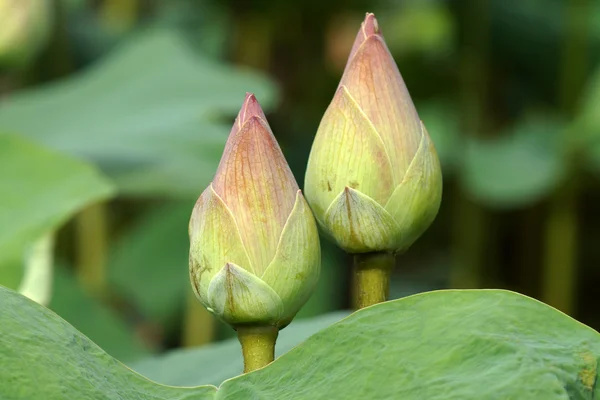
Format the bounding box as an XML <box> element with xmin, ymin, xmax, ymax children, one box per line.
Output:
<box><xmin>189</xmin><ymin>94</ymin><xmax>320</xmax><ymax>328</ymax></box>
<box><xmin>305</xmin><ymin>13</ymin><xmax>442</xmax><ymax>254</ymax></box>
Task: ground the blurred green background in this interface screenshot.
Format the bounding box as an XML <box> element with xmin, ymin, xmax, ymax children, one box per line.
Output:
<box><xmin>1</xmin><ymin>0</ymin><xmax>600</xmax><ymax>380</ymax></box>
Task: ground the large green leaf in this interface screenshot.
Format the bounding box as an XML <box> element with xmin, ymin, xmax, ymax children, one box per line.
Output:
<box><xmin>0</xmin><ymin>29</ymin><xmax>277</xmax><ymax>198</ymax></box>
<box><xmin>0</xmin><ymin>286</ymin><xmax>215</xmax><ymax>400</ymax></box>
<box><xmin>2</xmin><ymin>285</ymin><xmax>598</xmax><ymax>399</ymax></box>
<box><xmin>461</xmin><ymin>118</ymin><xmax>566</xmax><ymax>208</ymax></box>
<box><xmin>0</xmin><ymin>134</ymin><xmax>114</xmax><ymax>289</ymax></box>
<box><xmin>131</xmin><ymin>311</ymin><xmax>349</xmax><ymax>387</ymax></box>
<box><xmin>220</xmin><ymin>289</ymin><xmax>599</xmax><ymax>399</ymax></box>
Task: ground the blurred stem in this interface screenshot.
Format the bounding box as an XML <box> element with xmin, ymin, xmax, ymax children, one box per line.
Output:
<box><xmin>452</xmin><ymin>0</ymin><xmax>490</xmax><ymax>288</ymax></box>
<box><xmin>541</xmin><ymin>0</ymin><xmax>589</xmax><ymax>314</ymax></box>
<box><xmin>517</xmin><ymin>208</ymin><xmax>541</xmax><ymax>295</ymax></box>
<box><xmin>101</xmin><ymin>0</ymin><xmax>139</xmax><ymax>32</ymax></box>
<box><xmin>451</xmin><ymin>197</ymin><xmax>488</xmax><ymax>288</ymax></box>
<box><xmin>75</xmin><ymin>202</ymin><xmax>109</xmax><ymax>299</ymax></box>
<box><xmin>541</xmin><ymin>179</ymin><xmax>579</xmax><ymax>313</ymax></box>
<box><xmin>352</xmin><ymin>252</ymin><xmax>394</xmax><ymax>309</ymax></box>
<box><xmin>237</xmin><ymin>326</ymin><xmax>278</xmax><ymax>373</ymax></box>
<box><xmin>18</xmin><ymin>232</ymin><xmax>55</xmax><ymax>306</ymax></box>
<box><xmin>558</xmin><ymin>0</ymin><xmax>590</xmax><ymax>113</ymax></box>
<box><xmin>182</xmin><ymin>291</ymin><xmax>215</xmax><ymax>347</ymax></box>
<box><xmin>233</xmin><ymin>13</ymin><xmax>272</xmax><ymax>70</ymax></box>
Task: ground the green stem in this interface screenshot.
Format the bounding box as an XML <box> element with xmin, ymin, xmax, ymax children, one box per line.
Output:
<box><xmin>540</xmin><ymin>0</ymin><xmax>590</xmax><ymax>314</ymax></box>
<box><xmin>450</xmin><ymin>195</ymin><xmax>488</xmax><ymax>288</ymax></box>
<box><xmin>101</xmin><ymin>0</ymin><xmax>139</xmax><ymax>32</ymax></box>
<box><xmin>237</xmin><ymin>326</ymin><xmax>278</xmax><ymax>373</ymax></box>
<box><xmin>18</xmin><ymin>232</ymin><xmax>55</xmax><ymax>306</ymax></box>
<box><xmin>452</xmin><ymin>0</ymin><xmax>490</xmax><ymax>289</ymax></box>
<box><xmin>182</xmin><ymin>290</ymin><xmax>215</xmax><ymax>347</ymax></box>
<box><xmin>353</xmin><ymin>252</ymin><xmax>394</xmax><ymax>309</ymax></box>
<box><xmin>541</xmin><ymin>180</ymin><xmax>578</xmax><ymax>313</ymax></box>
<box><xmin>75</xmin><ymin>202</ymin><xmax>109</xmax><ymax>299</ymax></box>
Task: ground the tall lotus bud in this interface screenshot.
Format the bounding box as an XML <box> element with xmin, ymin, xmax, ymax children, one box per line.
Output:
<box><xmin>0</xmin><ymin>0</ymin><xmax>53</xmax><ymax>69</ymax></box>
<box><xmin>189</xmin><ymin>93</ymin><xmax>320</xmax><ymax>330</ymax></box>
<box><xmin>305</xmin><ymin>13</ymin><xmax>442</xmax><ymax>254</ymax></box>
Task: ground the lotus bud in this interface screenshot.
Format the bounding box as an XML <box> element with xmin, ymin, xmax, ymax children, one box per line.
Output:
<box><xmin>305</xmin><ymin>13</ymin><xmax>442</xmax><ymax>254</ymax></box>
<box><xmin>189</xmin><ymin>93</ymin><xmax>320</xmax><ymax>330</ymax></box>
<box><xmin>0</xmin><ymin>0</ymin><xmax>53</xmax><ymax>69</ymax></box>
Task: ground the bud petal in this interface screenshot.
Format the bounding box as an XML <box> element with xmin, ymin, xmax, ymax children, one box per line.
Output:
<box><xmin>189</xmin><ymin>185</ymin><xmax>253</xmax><ymax>307</ymax></box>
<box><xmin>384</xmin><ymin>122</ymin><xmax>443</xmax><ymax>251</ymax></box>
<box><xmin>304</xmin><ymin>86</ymin><xmax>394</xmax><ymax>225</ymax></box>
<box><xmin>207</xmin><ymin>263</ymin><xmax>284</xmax><ymax>326</ymax></box>
<box><xmin>340</xmin><ymin>13</ymin><xmax>421</xmax><ymax>179</ymax></box>
<box><xmin>261</xmin><ymin>191</ymin><xmax>320</xmax><ymax>326</ymax></box>
<box><xmin>324</xmin><ymin>187</ymin><xmax>398</xmax><ymax>253</ymax></box>
<box><xmin>212</xmin><ymin>93</ymin><xmax>298</xmax><ymax>274</ymax></box>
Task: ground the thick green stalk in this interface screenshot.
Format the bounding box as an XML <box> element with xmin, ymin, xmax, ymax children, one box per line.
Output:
<box><xmin>237</xmin><ymin>326</ymin><xmax>278</xmax><ymax>373</ymax></box>
<box><xmin>353</xmin><ymin>252</ymin><xmax>394</xmax><ymax>309</ymax></box>
<box><xmin>75</xmin><ymin>202</ymin><xmax>109</xmax><ymax>299</ymax></box>
<box><xmin>101</xmin><ymin>0</ymin><xmax>139</xmax><ymax>32</ymax></box>
<box><xmin>18</xmin><ymin>232</ymin><xmax>55</xmax><ymax>306</ymax></box>
<box><xmin>541</xmin><ymin>0</ymin><xmax>589</xmax><ymax>314</ymax></box>
<box><xmin>450</xmin><ymin>195</ymin><xmax>488</xmax><ymax>288</ymax></box>
<box><xmin>182</xmin><ymin>291</ymin><xmax>215</xmax><ymax>347</ymax></box>
<box><xmin>541</xmin><ymin>180</ymin><xmax>579</xmax><ymax>313</ymax></box>
<box><xmin>452</xmin><ymin>0</ymin><xmax>490</xmax><ymax>289</ymax></box>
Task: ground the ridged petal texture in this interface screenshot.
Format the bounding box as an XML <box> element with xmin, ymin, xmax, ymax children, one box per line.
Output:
<box><xmin>385</xmin><ymin>123</ymin><xmax>442</xmax><ymax>251</ymax></box>
<box><xmin>207</xmin><ymin>263</ymin><xmax>284</xmax><ymax>326</ymax></box>
<box><xmin>324</xmin><ymin>187</ymin><xmax>398</xmax><ymax>253</ymax></box>
<box><xmin>189</xmin><ymin>185</ymin><xmax>253</xmax><ymax>307</ymax></box>
<box><xmin>340</xmin><ymin>13</ymin><xmax>421</xmax><ymax>182</ymax></box>
<box><xmin>212</xmin><ymin>94</ymin><xmax>298</xmax><ymax>275</ymax></box>
<box><xmin>305</xmin><ymin>87</ymin><xmax>394</xmax><ymax>225</ymax></box>
<box><xmin>261</xmin><ymin>191</ymin><xmax>320</xmax><ymax>326</ymax></box>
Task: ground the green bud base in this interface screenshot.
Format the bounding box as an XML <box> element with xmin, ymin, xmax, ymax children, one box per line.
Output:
<box><xmin>353</xmin><ymin>252</ymin><xmax>394</xmax><ymax>309</ymax></box>
<box><xmin>237</xmin><ymin>326</ymin><xmax>279</xmax><ymax>373</ymax></box>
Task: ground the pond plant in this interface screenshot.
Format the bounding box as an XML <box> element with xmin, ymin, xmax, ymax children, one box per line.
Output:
<box><xmin>0</xmin><ymin>12</ymin><xmax>599</xmax><ymax>400</ymax></box>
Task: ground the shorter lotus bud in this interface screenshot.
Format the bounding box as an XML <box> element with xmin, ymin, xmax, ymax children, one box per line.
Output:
<box><xmin>0</xmin><ymin>0</ymin><xmax>53</xmax><ymax>69</ymax></box>
<box><xmin>305</xmin><ymin>13</ymin><xmax>442</xmax><ymax>254</ymax></box>
<box><xmin>189</xmin><ymin>93</ymin><xmax>320</xmax><ymax>329</ymax></box>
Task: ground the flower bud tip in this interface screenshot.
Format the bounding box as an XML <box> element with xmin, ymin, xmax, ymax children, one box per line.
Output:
<box><xmin>237</xmin><ymin>92</ymin><xmax>267</xmax><ymax>129</ymax></box>
<box><xmin>362</xmin><ymin>13</ymin><xmax>380</xmax><ymax>37</ymax></box>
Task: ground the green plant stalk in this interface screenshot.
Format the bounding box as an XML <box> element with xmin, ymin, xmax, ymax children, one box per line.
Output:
<box><xmin>541</xmin><ymin>0</ymin><xmax>589</xmax><ymax>314</ymax></box>
<box><xmin>75</xmin><ymin>202</ymin><xmax>109</xmax><ymax>299</ymax></box>
<box><xmin>541</xmin><ymin>179</ymin><xmax>579</xmax><ymax>313</ymax></box>
<box><xmin>452</xmin><ymin>0</ymin><xmax>490</xmax><ymax>289</ymax></box>
<box><xmin>237</xmin><ymin>326</ymin><xmax>279</xmax><ymax>373</ymax></box>
<box><xmin>353</xmin><ymin>252</ymin><xmax>394</xmax><ymax>309</ymax></box>
<box><xmin>451</xmin><ymin>195</ymin><xmax>488</xmax><ymax>288</ymax></box>
<box><xmin>233</xmin><ymin>13</ymin><xmax>272</xmax><ymax>70</ymax></box>
<box><xmin>18</xmin><ymin>232</ymin><xmax>55</xmax><ymax>306</ymax></box>
<box><xmin>101</xmin><ymin>0</ymin><xmax>139</xmax><ymax>32</ymax></box>
<box><xmin>182</xmin><ymin>290</ymin><xmax>215</xmax><ymax>347</ymax></box>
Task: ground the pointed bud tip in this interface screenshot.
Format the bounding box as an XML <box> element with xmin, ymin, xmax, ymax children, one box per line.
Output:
<box><xmin>362</xmin><ymin>13</ymin><xmax>380</xmax><ymax>37</ymax></box>
<box><xmin>237</xmin><ymin>92</ymin><xmax>266</xmax><ymax>128</ymax></box>
<box><xmin>346</xmin><ymin>12</ymin><xmax>383</xmax><ymax>63</ymax></box>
